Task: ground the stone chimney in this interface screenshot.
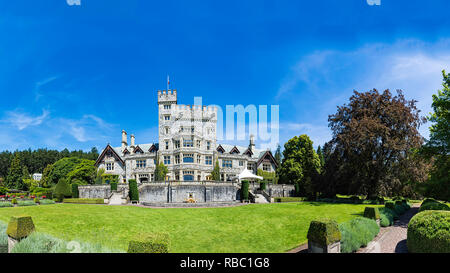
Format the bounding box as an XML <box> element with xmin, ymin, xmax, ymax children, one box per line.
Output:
<box><xmin>121</xmin><ymin>130</ymin><xmax>128</xmax><ymax>150</ymax></box>
<box><xmin>130</xmin><ymin>134</ymin><xmax>135</xmax><ymax>147</ymax></box>
<box><xmin>249</xmin><ymin>134</ymin><xmax>255</xmax><ymax>153</ymax></box>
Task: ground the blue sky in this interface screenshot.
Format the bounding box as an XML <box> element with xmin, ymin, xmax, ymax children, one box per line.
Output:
<box><xmin>0</xmin><ymin>0</ymin><xmax>449</xmax><ymax>152</ymax></box>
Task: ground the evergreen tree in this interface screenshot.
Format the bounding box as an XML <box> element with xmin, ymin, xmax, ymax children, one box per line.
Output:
<box><xmin>211</xmin><ymin>160</ymin><xmax>220</xmax><ymax>181</ymax></box>
<box><xmin>5</xmin><ymin>154</ymin><xmax>23</xmax><ymax>190</ymax></box>
<box><xmin>316</xmin><ymin>146</ymin><xmax>325</xmax><ymax>171</ymax></box>
<box><xmin>54</xmin><ymin>178</ymin><xmax>72</xmax><ymax>202</ymax></box>
<box><xmin>155</xmin><ymin>160</ymin><xmax>168</xmax><ymax>181</ymax></box>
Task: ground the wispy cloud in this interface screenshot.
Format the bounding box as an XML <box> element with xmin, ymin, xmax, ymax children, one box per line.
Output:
<box><xmin>3</xmin><ymin>109</ymin><xmax>50</xmax><ymax>130</ymax></box>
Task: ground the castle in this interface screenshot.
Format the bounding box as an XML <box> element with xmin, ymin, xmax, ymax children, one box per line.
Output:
<box><xmin>94</xmin><ymin>89</ymin><xmax>278</xmax><ymax>183</ymax></box>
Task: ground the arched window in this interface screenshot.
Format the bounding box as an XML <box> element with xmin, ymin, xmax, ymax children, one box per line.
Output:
<box><xmin>183</xmin><ymin>154</ymin><xmax>194</xmax><ymax>163</ymax></box>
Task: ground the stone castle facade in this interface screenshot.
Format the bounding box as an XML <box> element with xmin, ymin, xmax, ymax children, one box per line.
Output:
<box><xmin>95</xmin><ymin>89</ymin><xmax>278</xmax><ymax>183</ymax></box>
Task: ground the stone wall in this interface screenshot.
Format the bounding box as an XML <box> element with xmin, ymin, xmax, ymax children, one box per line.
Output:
<box><xmin>138</xmin><ymin>182</ymin><xmax>238</xmax><ymax>203</ymax></box>
<box><xmin>78</xmin><ymin>185</ymin><xmax>111</xmax><ymax>199</ymax></box>
<box><xmin>78</xmin><ymin>182</ymin><xmax>295</xmax><ymax>203</ymax></box>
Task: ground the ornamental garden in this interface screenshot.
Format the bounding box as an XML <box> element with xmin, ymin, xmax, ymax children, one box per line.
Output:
<box><xmin>0</xmin><ymin>72</ymin><xmax>449</xmax><ymax>253</ymax></box>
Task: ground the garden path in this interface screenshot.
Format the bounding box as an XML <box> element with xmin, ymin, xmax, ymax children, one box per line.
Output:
<box><xmin>360</xmin><ymin>204</ymin><xmax>420</xmax><ymax>253</ymax></box>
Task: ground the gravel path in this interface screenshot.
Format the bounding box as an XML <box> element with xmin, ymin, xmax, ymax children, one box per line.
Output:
<box><xmin>360</xmin><ymin>204</ymin><xmax>419</xmax><ymax>253</ymax></box>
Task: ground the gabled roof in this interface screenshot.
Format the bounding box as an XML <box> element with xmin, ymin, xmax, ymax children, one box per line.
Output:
<box><xmin>95</xmin><ymin>144</ymin><xmax>125</xmax><ymax>166</ymax></box>
<box><xmin>256</xmin><ymin>150</ymin><xmax>278</xmax><ymax>168</ymax></box>
<box><xmin>216</xmin><ymin>145</ymin><xmax>225</xmax><ymax>153</ymax></box>
<box><xmin>123</xmin><ymin>148</ymin><xmax>130</xmax><ymax>155</ymax></box>
<box><xmin>148</xmin><ymin>144</ymin><xmax>158</xmax><ymax>153</ymax></box>
<box><xmin>243</xmin><ymin>148</ymin><xmax>253</xmax><ymax>157</ymax></box>
<box><xmin>133</xmin><ymin>145</ymin><xmax>144</xmax><ymax>154</ymax></box>
<box><xmin>230</xmin><ymin>146</ymin><xmax>240</xmax><ymax>154</ymax></box>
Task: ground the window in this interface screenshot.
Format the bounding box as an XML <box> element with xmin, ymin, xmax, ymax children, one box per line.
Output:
<box><xmin>196</xmin><ymin>140</ymin><xmax>201</xmax><ymax>148</ymax></box>
<box><xmin>197</xmin><ymin>155</ymin><xmax>201</xmax><ymax>164</ymax></box>
<box><xmin>183</xmin><ymin>138</ymin><xmax>194</xmax><ymax>147</ymax></box>
<box><xmin>222</xmin><ymin>160</ymin><xmax>232</xmax><ymax>168</ymax></box>
<box><xmin>239</xmin><ymin>161</ymin><xmax>244</xmax><ymax>167</ymax></box>
<box><xmin>180</xmin><ymin>126</ymin><xmax>184</xmax><ymax>132</ymax></box>
<box><xmin>164</xmin><ymin>115</ymin><xmax>170</xmax><ymax>121</ymax></box>
<box><xmin>164</xmin><ymin>104</ymin><xmax>171</xmax><ymax>109</ymax></box>
<box><xmin>247</xmin><ymin>164</ymin><xmax>254</xmax><ymax>171</ymax></box>
<box><xmin>136</xmin><ymin>160</ymin><xmax>146</xmax><ymax>168</ymax></box>
<box><xmin>220</xmin><ymin>173</ymin><xmax>224</xmax><ymax>181</ymax></box>
<box><xmin>106</xmin><ymin>162</ymin><xmax>114</xmax><ymax>171</ymax></box>
<box><xmin>183</xmin><ymin>171</ymin><xmax>194</xmax><ymax>181</ymax></box>
<box><xmin>165</xmin><ymin>127</ymin><xmax>169</xmax><ymax>134</ymax></box>
<box><xmin>183</xmin><ymin>154</ymin><xmax>194</xmax><ymax>163</ymax></box>
<box><xmin>165</xmin><ymin>141</ymin><xmax>169</xmax><ymax>150</ymax></box>
<box><xmin>150</xmin><ymin>174</ymin><xmax>154</xmax><ymax>181</ymax></box>
<box><xmin>164</xmin><ymin>156</ymin><xmax>171</xmax><ymax>165</ymax></box>
<box><xmin>205</xmin><ymin>156</ymin><xmax>212</xmax><ymax>165</ymax></box>
<box><xmin>175</xmin><ymin>154</ymin><xmax>180</xmax><ymax>164</ymax></box>
<box><xmin>206</xmin><ymin>141</ymin><xmax>211</xmax><ymax>150</ymax></box>
<box><xmin>191</xmin><ymin>126</ymin><xmax>195</xmax><ymax>133</ymax></box>
<box><xmin>174</xmin><ymin>140</ymin><xmax>180</xmax><ymax>149</ymax></box>
<box><xmin>263</xmin><ymin>163</ymin><xmax>271</xmax><ymax>171</ymax></box>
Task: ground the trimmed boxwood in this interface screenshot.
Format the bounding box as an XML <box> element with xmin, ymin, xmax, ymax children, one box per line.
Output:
<box><xmin>63</xmin><ymin>198</ymin><xmax>104</xmax><ymax>204</ymax></box>
<box><xmin>71</xmin><ymin>183</ymin><xmax>79</xmax><ymax>198</ymax></box>
<box><xmin>407</xmin><ymin>210</ymin><xmax>450</xmax><ymax>253</ymax></box>
<box><xmin>128</xmin><ymin>179</ymin><xmax>139</xmax><ymax>202</ymax></box>
<box><xmin>379</xmin><ymin>207</ymin><xmax>396</xmax><ymax>227</ymax></box>
<box><xmin>127</xmin><ymin>233</ymin><xmax>169</xmax><ymax>253</ymax></box>
<box><xmin>419</xmin><ymin>201</ymin><xmax>450</xmax><ymax>212</ymax></box>
<box><xmin>240</xmin><ymin>180</ymin><xmax>249</xmax><ymax>202</ymax></box>
<box><xmin>6</xmin><ymin>216</ymin><xmax>35</xmax><ymax>240</ymax></box>
<box><xmin>111</xmin><ymin>182</ymin><xmax>118</xmax><ymax>191</ymax></box>
<box><xmin>259</xmin><ymin>181</ymin><xmax>267</xmax><ymax>191</ymax></box>
<box><xmin>363</xmin><ymin>207</ymin><xmax>380</xmax><ymax>220</ymax></box>
<box><xmin>307</xmin><ymin>218</ymin><xmax>341</xmax><ymax>247</ymax></box>
<box><xmin>385</xmin><ymin>201</ymin><xmax>395</xmax><ymax>210</ymax></box>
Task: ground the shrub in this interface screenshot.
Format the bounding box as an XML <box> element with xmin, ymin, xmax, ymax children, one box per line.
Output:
<box><xmin>385</xmin><ymin>201</ymin><xmax>395</xmax><ymax>210</ymax></box>
<box><xmin>71</xmin><ymin>183</ymin><xmax>79</xmax><ymax>198</ymax></box>
<box><xmin>407</xmin><ymin>210</ymin><xmax>450</xmax><ymax>253</ymax></box>
<box><xmin>350</xmin><ymin>195</ymin><xmax>361</xmax><ymax>204</ymax></box>
<box><xmin>34</xmin><ymin>197</ymin><xmax>40</xmax><ymax>204</ymax></box>
<box><xmin>339</xmin><ymin>217</ymin><xmax>380</xmax><ymax>253</ymax></box>
<box><xmin>111</xmin><ymin>182</ymin><xmax>118</xmax><ymax>191</ymax></box>
<box><xmin>274</xmin><ymin>197</ymin><xmax>307</xmax><ymax>203</ymax></box>
<box><xmin>422</xmin><ymin>198</ymin><xmax>437</xmax><ymax>205</ymax></box>
<box><xmin>240</xmin><ymin>180</ymin><xmax>249</xmax><ymax>201</ymax></box>
<box><xmin>379</xmin><ymin>207</ymin><xmax>396</xmax><ymax>226</ymax></box>
<box><xmin>419</xmin><ymin>201</ymin><xmax>450</xmax><ymax>212</ymax></box>
<box><xmin>259</xmin><ymin>181</ymin><xmax>266</xmax><ymax>191</ymax></box>
<box><xmin>39</xmin><ymin>199</ymin><xmax>56</xmax><ymax>205</ymax></box>
<box><xmin>11</xmin><ymin>232</ymin><xmax>65</xmax><ymax>253</ymax></box>
<box><xmin>54</xmin><ymin>178</ymin><xmax>71</xmax><ymax>202</ymax></box>
<box><xmin>17</xmin><ymin>201</ymin><xmax>37</xmax><ymax>207</ymax></box>
<box><xmin>63</xmin><ymin>198</ymin><xmax>104</xmax><ymax>204</ymax></box>
<box><xmin>128</xmin><ymin>179</ymin><xmax>139</xmax><ymax>201</ymax></box>
<box><xmin>127</xmin><ymin>233</ymin><xmax>170</xmax><ymax>253</ymax></box>
<box><xmin>363</xmin><ymin>207</ymin><xmax>380</xmax><ymax>220</ymax></box>
<box><xmin>307</xmin><ymin>219</ymin><xmax>341</xmax><ymax>247</ymax></box>
<box><xmin>7</xmin><ymin>216</ymin><xmax>35</xmax><ymax>240</ymax></box>
<box><xmin>376</xmin><ymin>196</ymin><xmax>385</xmax><ymax>204</ymax></box>
<box><xmin>11</xmin><ymin>198</ymin><xmax>17</xmax><ymax>205</ymax></box>
<box><xmin>0</xmin><ymin>221</ymin><xmax>7</xmax><ymax>253</ymax></box>
<box><xmin>0</xmin><ymin>202</ymin><xmax>13</xmax><ymax>207</ymax></box>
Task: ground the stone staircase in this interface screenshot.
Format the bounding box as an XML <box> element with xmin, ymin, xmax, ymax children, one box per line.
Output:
<box><xmin>109</xmin><ymin>191</ymin><xmax>126</xmax><ymax>205</ymax></box>
<box><xmin>254</xmin><ymin>193</ymin><xmax>269</xmax><ymax>203</ymax></box>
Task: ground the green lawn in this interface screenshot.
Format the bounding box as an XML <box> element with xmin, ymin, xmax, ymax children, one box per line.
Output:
<box><xmin>0</xmin><ymin>202</ymin><xmax>381</xmax><ymax>253</ymax></box>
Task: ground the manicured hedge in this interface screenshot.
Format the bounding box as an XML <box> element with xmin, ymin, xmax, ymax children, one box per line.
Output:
<box><xmin>17</xmin><ymin>201</ymin><xmax>37</xmax><ymax>207</ymax></box>
<box><xmin>259</xmin><ymin>181</ymin><xmax>267</xmax><ymax>191</ymax></box>
<box><xmin>307</xmin><ymin>219</ymin><xmax>341</xmax><ymax>246</ymax></box>
<box><xmin>71</xmin><ymin>184</ymin><xmax>79</xmax><ymax>198</ymax></box>
<box><xmin>127</xmin><ymin>233</ymin><xmax>169</xmax><ymax>253</ymax></box>
<box><xmin>419</xmin><ymin>199</ymin><xmax>450</xmax><ymax>212</ymax></box>
<box><xmin>128</xmin><ymin>179</ymin><xmax>139</xmax><ymax>202</ymax></box>
<box><xmin>274</xmin><ymin>197</ymin><xmax>307</xmax><ymax>203</ymax></box>
<box><xmin>111</xmin><ymin>182</ymin><xmax>118</xmax><ymax>191</ymax></box>
<box><xmin>339</xmin><ymin>217</ymin><xmax>380</xmax><ymax>253</ymax></box>
<box><xmin>63</xmin><ymin>198</ymin><xmax>104</xmax><ymax>204</ymax></box>
<box><xmin>7</xmin><ymin>216</ymin><xmax>35</xmax><ymax>240</ymax></box>
<box><xmin>407</xmin><ymin>210</ymin><xmax>450</xmax><ymax>253</ymax></box>
<box><xmin>379</xmin><ymin>207</ymin><xmax>396</xmax><ymax>227</ymax></box>
<box><xmin>240</xmin><ymin>180</ymin><xmax>249</xmax><ymax>201</ymax></box>
<box><xmin>363</xmin><ymin>207</ymin><xmax>380</xmax><ymax>220</ymax></box>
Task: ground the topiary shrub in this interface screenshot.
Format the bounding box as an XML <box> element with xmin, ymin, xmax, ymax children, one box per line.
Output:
<box><xmin>127</xmin><ymin>233</ymin><xmax>169</xmax><ymax>253</ymax></box>
<box><xmin>376</xmin><ymin>196</ymin><xmax>385</xmax><ymax>204</ymax></box>
<box><xmin>379</xmin><ymin>207</ymin><xmax>396</xmax><ymax>226</ymax></box>
<box><xmin>63</xmin><ymin>198</ymin><xmax>104</xmax><ymax>204</ymax></box>
<box><xmin>71</xmin><ymin>183</ymin><xmax>79</xmax><ymax>198</ymax></box>
<box><xmin>110</xmin><ymin>182</ymin><xmax>118</xmax><ymax>191</ymax></box>
<box><xmin>240</xmin><ymin>180</ymin><xmax>249</xmax><ymax>202</ymax></box>
<box><xmin>339</xmin><ymin>217</ymin><xmax>380</xmax><ymax>253</ymax></box>
<box><xmin>54</xmin><ymin>178</ymin><xmax>71</xmax><ymax>202</ymax></box>
<box><xmin>11</xmin><ymin>198</ymin><xmax>17</xmax><ymax>205</ymax></box>
<box><xmin>307</xmin><ymin>218</ymin><xmax>341</xmax><ymax>247</ymax></box>
<box><xmin>385</xmin><ymin>201</ymin><xmax>395</xmax><ymax>210</ymax></box>
<box><xmin>419</xmin><ymin>201</ymin><xmax>450</xmax><ymax>212</ymax></box>
<box><xmin>407</xmin><ymin>210</ymin><xmax>450</xmax><ymax>253</ymax></box>
<box><xmin>350</xmin><ymin>195</ymin><xmax>361</xmax><ymax>204</ymax></box>
<box><xmin>6</xmin><ymin>216</ymin><xmax>35</xmax><ymax>240</ymax></box>
<box><xmin>259</xmin><ymin>181</ymin><xmax>267</xmax><ymax>191</ymax></box>
<box><xmin>422</xmin><ymin>198</ymin><xmax>437</xmax><ymax>206</ymax></box>
<box><xmin>363</xmin><ymin>207</ymin><xmax>380</xmax><ymax>220</ymax></box>
<box><xmin>34</xmin><ymin>197</ymin><xmax>40</xmax><ymax>204</ymax></box>
<box><xmin>128</xmin><ymin>179</ymin><xmax>139</xmax><ymax>202</ymax></box>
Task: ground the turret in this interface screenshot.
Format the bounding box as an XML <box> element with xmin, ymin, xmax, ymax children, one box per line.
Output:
<box><xmin>130</xmin><ymin>134</ymin><xmax>135</xmax><ymax>148</ymax></box>
<box><xmin>249</xmin><ymin>134</ymin><xmax>255</xmax><ymax>153</ymax></box>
